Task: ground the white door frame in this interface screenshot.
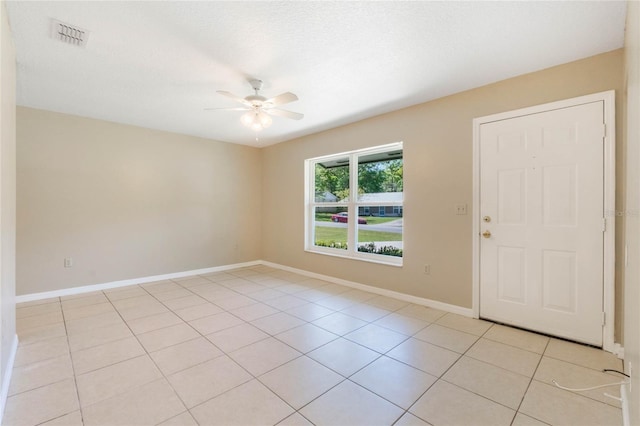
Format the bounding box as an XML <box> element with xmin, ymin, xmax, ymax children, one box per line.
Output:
<box><xmin>472</xmin><ymin>91</ymin><xmax>617</xmax><ymax>353</ymax></box>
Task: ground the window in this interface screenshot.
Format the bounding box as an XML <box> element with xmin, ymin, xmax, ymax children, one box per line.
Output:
<box><xmin>305</xmin><ymin>143</ymin><xmax>403</xmax><ymax>265</ymax></box>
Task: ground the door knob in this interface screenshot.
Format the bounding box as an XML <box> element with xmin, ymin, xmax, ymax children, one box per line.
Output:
<box><xmin>482</xmin><ymin>230</ymin><xmax>491</xmax><ymax>238</ymax></box>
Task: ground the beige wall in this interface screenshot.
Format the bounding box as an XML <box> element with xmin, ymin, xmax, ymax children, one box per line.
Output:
<box><xmin>262</xmin><ymin>50</ymin><xmax>625</xmax><ymax>338</ymax></box>
<box><xmin>0</xmin><ymin>0</ymin><xmax>16</xmax><ymax>414</ymax></box>
<box><xmin>624</xmin><ymin>0</ymin><xmax>640</xmax><ymax>422</ymax></box>
<box><xmin>16</xmin><ymin>108</ymin><xmax>261</xmax><ymax>295</ymax></box>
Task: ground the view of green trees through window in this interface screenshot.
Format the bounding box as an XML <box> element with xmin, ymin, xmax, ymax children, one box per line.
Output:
<box><xmin>314</xmin><ymin>159</ymin><xmax>403</xmax><ymax>201</ymax></box>
<box><xmin>313</xmin><ymin>154</ymin><xmax>403</xmax><ymax>258</ymax></box>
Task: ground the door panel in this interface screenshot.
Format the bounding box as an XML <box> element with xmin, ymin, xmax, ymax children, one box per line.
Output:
<box><xmin>497</xmin><ymin>246</ymin><xmax>526</xmax><ymax>304</ymax></box>
<box><xmin>498</xmin><ymin>169</ymin><xmax>526</xmax><ymax>224</ymax></box>
<box><xmin>480</xmin><ymin>101</ymin><xmax>605</xmax><ymax>346</ymax></box>
<box><xmin>542</xmin><ymin>165</ymin><xmax>577</xmax><ymax>227</ymax></box>
<box><xmin>542</xmin><ymin>249</ymin><xmax>577</xmax><ymax>313</ymax></box>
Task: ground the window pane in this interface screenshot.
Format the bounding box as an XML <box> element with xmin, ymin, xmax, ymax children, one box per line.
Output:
<box><xmin>314</xmin><ymin>206</ymin><xmax>348</xmax><ymax>250</ymax></box>
<box><xmin>315</xmin><ymin>158</ymin><xmax>350</xmax><ymax>202</ymax></box>
<box><xmin>357</xmin><ymin>153</ymin><xmax>403</xmax><ymax>202</ymax></box>
<box><xmin>356</xmin><ymin>205</ymin><xmax>403</xmax><ymax>257</ymax></box>
<box><xmin>306</xmin><ymin>144</ymin><xmax>403</xmax><ymax>265</ymax></box>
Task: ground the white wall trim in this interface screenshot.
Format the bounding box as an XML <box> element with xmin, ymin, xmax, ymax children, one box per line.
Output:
<box><xmin>622</xmin><ymin>381</ymin><xmax>631</xmax><ymax>426</ymax></box>
<box><xmin>613</xmin><ymin>343</ymin><xmax>625</xmax><ymax>360</ymax></box>
<box><xmin>15</xmin><ymin>261</ymin><xmax>261</xmax><ymax>303</ymax></box>
<box><xmin>0</xmin><ymin>334</ymin><xmax>18</xmax><ymax>424</ymax></box>
<box><xmin>602</xmin><ymin>90</ymin><xmax>617</xmax><ymax>354</ymax></box>
<box><xmin>15</xmin><ymin>259</ymin><xmax>472</xmax><ymax>317</ymax></box>
<box><xmin>472</xmin><ymin>90</ymin><xmax>617</xmax><ymax>353</ymax></box>
<box><xmin>260</xmin><ymin>261</ymin><xmax>473</xmax><ymax>317</ymax></box>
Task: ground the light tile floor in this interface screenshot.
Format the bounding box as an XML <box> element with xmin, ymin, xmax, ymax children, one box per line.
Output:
<box><xmin>6</xmin><ymin>265</ymin><xmax>624</xmax><ymax>426</ymax></box>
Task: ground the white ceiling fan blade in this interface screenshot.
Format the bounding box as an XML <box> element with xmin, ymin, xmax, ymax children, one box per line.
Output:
<box><xmin>265</xmin><ymin>92</ymin><xmax>298</xmax><ymax>106</ymax></box>
<box><xmin>267</xmin><ymin>108</ymin><xmax>304</xmax><ymax>120</ymax></box>
<box><xmin>216</xmin><ymin>90</ymin><xmax>251</xmax><ymax>106</ymax></box>
<box><xmin>204</xmin><ymin>107</ymin><xmax>250</xmax><ymax>111</ymax></box>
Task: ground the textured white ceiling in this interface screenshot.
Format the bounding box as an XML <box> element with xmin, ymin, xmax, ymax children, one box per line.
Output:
<box><xmin>6</xmin><ymin>1</ymin><xmax>627</xmax><ymax>147</ymax></box>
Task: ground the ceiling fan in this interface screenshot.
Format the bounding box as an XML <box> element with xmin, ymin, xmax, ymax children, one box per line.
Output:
<box><xmin>206</xmin><ymin>79</ymin><xmax>303</xmax><ymax>132</ymax></box>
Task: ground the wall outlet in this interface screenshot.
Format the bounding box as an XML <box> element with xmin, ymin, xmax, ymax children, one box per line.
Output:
<box><xmin>64</xmin><ymin>257</ymin><xmax>73</xmax><ymax>268</ymax></box>
<box><xmin>455</xmin><ymin>204</ymin><xmax>467</xmax><ymax>215</ymax></box>
<box><xmin>424</xmin><ymin>264</ymin><xmax>431</xmax><ymax>275</ymax></box>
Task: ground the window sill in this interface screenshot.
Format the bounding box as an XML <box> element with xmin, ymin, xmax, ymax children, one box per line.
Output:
<box><xmin>305</xmin><ymin>247</ymin><xmax>403</xmax><ymax>267</ymax></box>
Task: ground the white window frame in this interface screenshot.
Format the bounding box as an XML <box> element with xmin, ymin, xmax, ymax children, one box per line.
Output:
<box><xmin>304</xmin><ymin>142</ymin><xmax>403</xmax><ymax>266</ymax></box>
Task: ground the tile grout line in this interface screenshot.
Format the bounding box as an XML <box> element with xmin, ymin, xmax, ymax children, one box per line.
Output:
<box><xmin>86</xmin><ymin>284</ymin><xmax>198</xmax><ymax>423</ymax></box>
<box><xmin>520</xmin><ymin>340</ymin><xmax>625</xmax><ymax>412</ymax></box>
<box><xmin>259</xmin><ymin>299</ymin><xmax>465</xmax><ymax>424</ymax></box>
<box><xmin>15</xmin><ymin>267</ymin><xmax>619</xmax><ymax>426</ymax></box>
<box><xmin>165</xmin><ymin>269</ymin><xmax>310</xmax><ymax>424</ymax></box>
<box><xmin>101</xmin><ymin>276</ymin><xmax>284</xmax><ymax>422</ymax></box>
<box><xmin>510</xmin><ymin>337</ymin><xmax>551</xmax><ymax>425</ymax></box>
<box><xmin>400</xmin><ymin>320</ymin><xmax>503</xmax><ymax>425</ymax></box>
<box><xmin>200</xmin><ymin>269</ymin><xmax>414</xmax><ymax>423</ymax></box>
<box><xmin>17</xmin><ymin>288</ymin><xmax>451</xmax><ymax>379</ymax></box>
<box><xmin>141</xmin><ymin>271</ymin><xmax>313</xmax><ymax>423</ymax></box>
<box><xmin>60</xmin><ymin>297</ymin><xmax>86</xmax><ymax>426</ymax></box>
<box><xmin>104</xmin><ymin>275</ymin><xmax>237</xmax><ymax>421</ymax></box>
<box><xmin>271</xmin><ymin>300</ymin><xmax>434</xmax><ymax>425</ymax></box>
<box><xmin>290</xmin><ymin>314</ymin><xmax>455</xmax><ymax>426</ymax></box>
<box><xmin>13</xmin><ymin>272</ymin><xmax>414</xmax><ymax>424</ymax></box>
<box><xmin>386</xmin><ymin>317</ymin><xmax>470</xmax><ymax>425</ymax></box>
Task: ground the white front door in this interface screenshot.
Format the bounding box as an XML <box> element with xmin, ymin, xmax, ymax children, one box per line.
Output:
<box><xmin>479</xmin><ymin>101</ymin><xmax>606</xmax><ymax>346</ymax></box>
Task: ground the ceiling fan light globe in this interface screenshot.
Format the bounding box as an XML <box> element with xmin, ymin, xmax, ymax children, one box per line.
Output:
<box><xmin>258</xmin><ymin>111</ymin><xmax>272</xmax><ymax>128</ymax></box>
<box><xmin>250</xmin><ymin>121</ymin><xmax>264</xmax><ymax>132</ymax></box>
<box><xmin>240</xmin><ymin>111</ymin><xmax>256</xmax><ymax>127</ymax></box>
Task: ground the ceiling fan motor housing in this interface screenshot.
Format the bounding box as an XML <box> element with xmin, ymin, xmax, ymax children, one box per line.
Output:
<box><xmin>246</xmin><ymin>80</ymin><xmax>268</xmax><ymax>106</ymax></box>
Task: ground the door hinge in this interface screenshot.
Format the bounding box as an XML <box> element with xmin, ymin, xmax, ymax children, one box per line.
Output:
<box><xmin>602</xmin><ymin>218</ymin><xmax>606</xmax><ymax>232</ymax></box>
<box><xmin>602</xmin><ymin>312</ymin><xmax>606</xmax><ymax>326</ymax></box>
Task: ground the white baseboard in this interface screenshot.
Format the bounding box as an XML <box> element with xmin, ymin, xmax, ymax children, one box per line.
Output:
<box><xmin>15</xmin><ymin>260</ymin><xmax>261</xmax><ymax>303</ymax></box>
<box><xmin>621</xmin><ymin>381</ymin><xmax>630</xmax><ymax>426</ymax></box>
<box><xmin>0</xmin><ymin>334</ymin><xmax>18</xmax><ymax>424</ymax></box>
<box><xmin>17</xmin><ymin>258</ymin><xmax>473</xmax><ymax>317</ymax></box>
<box><xmin>260</xmin><ymin>261</ymin><xmax>473</xmax><ymax>317</ymax></box>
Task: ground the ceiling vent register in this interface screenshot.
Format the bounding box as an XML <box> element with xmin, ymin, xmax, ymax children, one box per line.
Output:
<box><xmin>51</xmin><ymin>19</ymin><xmax>89</xmax><ymax>47</ymax></box>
